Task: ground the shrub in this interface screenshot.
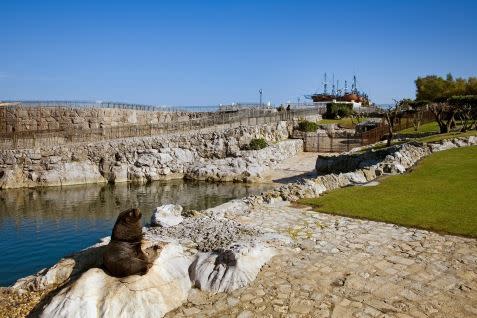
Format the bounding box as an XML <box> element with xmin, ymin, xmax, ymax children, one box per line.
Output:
<box><xmin>297</xmin><ymin>120</ymin><xmax>318</xmax><ymax>132</ymax></box>
<box><xmin>248</xmin><ymin>138</ymin><xmax>268</xmax><ymax>150</ymax></box>
<box><xmin>325</xmin><ymin>102</ymin><xmax>354</xmax><ymax>119</ymax></box>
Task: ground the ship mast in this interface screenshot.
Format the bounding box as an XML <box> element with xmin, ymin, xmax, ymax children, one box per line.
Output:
<box><xmin>337</xmin><ymin>80</ymin><xmax>340</xmax><ymax>96</ymax></box>
<box><xmin>352</xmin><ymin>75</ymin><xmax>357</xmax><ymax>93</ymax></box>
<box><xmin>331</xmin><ymin>74</ymin><xmax>336</xmax><ymax>96</ymax></box>
<box><xmin>322</xmin><ymin>73</ymin><xmax>328</xmax><ymax>94</ymax></box>
<box><xmin>344</xmin><ymin>80</ymin><xmax>348</xmax><ymax>94</ymax></box>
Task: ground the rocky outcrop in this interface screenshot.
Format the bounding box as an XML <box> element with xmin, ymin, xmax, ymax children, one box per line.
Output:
<box><xmin>147</xmin><ymin>214</ymin><xmax>264</xmax><ymax>252</ymax></box>
<box><xmin>0</xmin><ymin>162</ymin><xmax>107</xmax><ymax>189</ymax></box>
<box><xmin>0</xmin><ymin>122</ymin><xmax>298</xmax><ymax>188</ymax></box>
<box><xmin>12</xmin><ymin>209</ymin><xmax>280</xmax><ymax>317</ymax></box>
<box><xmin>40</xmin><ymin>243</ymin><xmax>191</xmax><ymax>318</ymax></box>
<box><xmin>185</xmin><ymin>139</ymin><xmax>303</xmax><ymax>182</ymax></box>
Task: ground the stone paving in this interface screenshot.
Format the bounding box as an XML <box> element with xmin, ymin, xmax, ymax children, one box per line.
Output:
<box><xmin>166</xmin><ymin>202</ymin><xmax>477</xmax><ymax>318</ymax></box>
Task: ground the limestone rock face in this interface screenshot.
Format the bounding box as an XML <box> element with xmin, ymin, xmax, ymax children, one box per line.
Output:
<box><xmin>189</xmin><ymin>243</ymin><xmax>276</xmax><ymax>293</ymax></box>
<box><xmin>40</xmin><ymin>243</ymin><xmax>191</xmax><ymax>318</ymax></box>
<box><xmin>109</xmin><ymin>164</ymin><xmax>128</xmax><ymax>183</ymax></box>
<box><xmin>0</xmin><ymin>122</ymin><xmax>297</xmax><ymax>188</ymax></box>
<box><xmin>185</xmin><ymin>139</ymin><xmax>303</xmax><ymax>182</ymax></box>
<box><xmin>151</xmin><ymin>204</ymin><xmax>184</xmax><ymax>227</ymax></box>
<box><xmin>39</xmin><ymin>162</ymin><xmax>107</xmax><ymax>187</ymax></box>
<box><xmin>0</xmin><ymin>167</ymin><xmax>33</xmax><ymax>189</ymax></box>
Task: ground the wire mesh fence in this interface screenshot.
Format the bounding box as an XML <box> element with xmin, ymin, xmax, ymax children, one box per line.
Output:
<box><xmin>0</xmin><ymin>107</ymin><xmax>323</xmax><ymax>149</ymax></box>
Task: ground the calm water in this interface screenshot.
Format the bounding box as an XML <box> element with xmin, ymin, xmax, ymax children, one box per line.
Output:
<box><xmin>0</xmin><ymin>180</ymin><xmax>274</xmax><ymax>286</ymax></box>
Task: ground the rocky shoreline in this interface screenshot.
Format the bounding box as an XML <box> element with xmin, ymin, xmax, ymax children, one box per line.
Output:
<box><xmin>1</xmin><ymin>136</ymin><xmax>476</xmax><ymax>317</ymax></box>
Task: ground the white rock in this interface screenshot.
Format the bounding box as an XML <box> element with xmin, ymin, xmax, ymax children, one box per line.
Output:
<box><xmin>429</xmin><ymin>140</ymin><xmax>457</xmax><ymax>152</ymax></box>
<box><xmin>135</xmin><ymin>154</ymin><xmax>155</xmax><ymax>167</ymax></box>
<box><xmin>342</xmin><ymin>171</ymin><xmax>367</xmax><ymax>184</ymax></box>
<box><xmin>40</xmin><ymin>243</ymin><xmax>191</xmax><ymax>318</ymax></box>
<box><xmin>39</xmin><ymin>162</ymin><xmax>107</xmax><ymax>187</ymax></box>
<box><xmin>205</xmin><ymin>199</ymin><xmax>250</xmax><ymax>218</ymax></box>
<box><xmin>189</xmin><ymin>243</ymin><xmax>276</xmax><ymax>293</ymax></box>
<box><xmin>395</xmin><ymin>163</ymin><xmax>406</xmax><ymax>173</ymax></box>
<box><xmin>468</xmin><ymin>136</ymin><xmax>477</xmax><ymax>145</ymax></box>
<box><xmin>151</xmin><ymin>204</ymin><xmax>184</xmax><ymax>227</ymax></box>
<box><xmin>157</xmin><ymin>153</ymin><xmax>173</xmax><ymax>164</ymax></box>
<box><xmin>172</xmin><ymin>148</ymin><xmax>195</xmax><ymax>164</ymax></box>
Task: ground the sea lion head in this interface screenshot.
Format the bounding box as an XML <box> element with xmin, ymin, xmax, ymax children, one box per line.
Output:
<box><xmin>119</xmin><ymin>207</ymin><xmax>142</xmax><ymax>223</ymax></box>
<box><xmin>111</xmin><ymin>208</ymin><xmax>143</xmax><ymax>242</ymax></box>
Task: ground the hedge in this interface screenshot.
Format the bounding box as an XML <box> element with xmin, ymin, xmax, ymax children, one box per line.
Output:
<box><xmin>297</xmin><ymin>121</ymin><xmax>318</xmax><ymax>132</ymax></box>
<box><xmin>246</xmin><ymin>138</ymin><xmax>268</xmax><ymax>150</ymax></box>
<box><xmin>325</xmin><ymin>102</ymin><xmax>354</xmax><ymax>119</ymax></box>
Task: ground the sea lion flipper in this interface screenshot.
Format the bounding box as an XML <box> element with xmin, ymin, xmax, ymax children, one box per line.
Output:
<box><xmin>127</xmin><ymin>257</ymin><xmax>151</xmax><ymax>274</ymax></box>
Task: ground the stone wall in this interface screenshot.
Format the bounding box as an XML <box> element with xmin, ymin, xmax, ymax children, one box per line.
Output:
<box><xmin>0</xmin><ymin>107</ymin><xmax>210</xmax><ymax>133</ymax></box>
<box><xmin>0</xmin><ymin>107</ymin><xmax>321</xmax><ymax>150</ymax></box>
<box><xmin>249</xmin><ymin>136</ymin><xmax>477</xmax><ymax>204</ymax></box>
<box><xmin>0</xmin><ymin>121</ymin><xmax>300</xmax><ymax>188</ymax></box>
<box><xmin>315</xmin><ymin>143</ymin><xmax>409</xmax><ymax>174</ymax></box>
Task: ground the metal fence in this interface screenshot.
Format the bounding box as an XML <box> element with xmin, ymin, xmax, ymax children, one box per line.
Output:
<box><xmin>0</xmin><ymin>107</ymin><xmax>322</xmax><ymax>149</ymax></box>
<box><xmin>1</xmin><ymin>100</ymin><xmax>219</xmax><ymax>112</ymax></box>
<box><xmin>303</xmin><ymin>132</ymin><xmax>363</xmax><ymax>152</ymax></box>
<box><xmin>360</xmin><ymin>110</ymin><xmax>435</xmax><ymax>144</ymax></box>
<box><xmin>2</xmin><ymin>100</ymin><xmax>292</xmax><ymax>113</ymax></box>
<box><xmin>303</xmin><ymin>110</ymin><xmax>436</xmax><ymax>152</ymax></box>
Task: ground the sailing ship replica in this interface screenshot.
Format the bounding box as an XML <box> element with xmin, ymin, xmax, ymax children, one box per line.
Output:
<box><xmin>305</xmin><ymin>73</ymin><xmax>370</xmax><ymax>106</ymax></box>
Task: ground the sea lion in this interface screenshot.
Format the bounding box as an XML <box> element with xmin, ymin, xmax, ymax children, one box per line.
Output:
<box><xmin>103</xmin><ymin>208</ymin><xmax>152</xmax><ymax>277</ymax></box>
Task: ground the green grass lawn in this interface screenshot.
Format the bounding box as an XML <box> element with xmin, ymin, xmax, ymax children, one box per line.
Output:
<box><xmin>318</xmin><ymin>117</ymin><xmax>361</xmax><ymax>129</ymax></box>
<box><xmin>299</xmin><ymin>146</ymin><xmax>477</xmax><ymax>237</ymax></box>
<box><xmin>399</xmin><ymin>121</ymin><xmax>439</xmax><ymax>134</ymax></box>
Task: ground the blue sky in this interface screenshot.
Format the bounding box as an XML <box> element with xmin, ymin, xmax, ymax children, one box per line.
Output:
<box><xmin>1</xmin><ymin>0</ymin><xmax>476</xmax><ymax>105</ymax></box>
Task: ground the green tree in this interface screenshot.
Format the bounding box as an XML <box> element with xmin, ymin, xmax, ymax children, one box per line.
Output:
<box><xmin>448</xmin><ymin>95</ymin><xmax>477</xmax><ymax>131</ymax></box>
<box><xmin>416</xmin><ymin>74</ymin><xmax>477</xmax><ymax>133</ymax></box>
<box><xmin>416</xmin><ymin>74</ymin><xmax>477</xmax><ymax>102</ymax></box>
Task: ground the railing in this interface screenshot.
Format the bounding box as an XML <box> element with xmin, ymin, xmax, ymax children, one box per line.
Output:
<box><xmin>303</xmin><ymin>132</ymin><xmax>362</xmax><ymax>153</ymax></box>
<box><xmin>2</xmin><ymin>100</ymin><xmax>317</xmax><ymax>113</ymax></box>
<box><xmin>1</xmin><ymin>100</ymin><xmax>383</xmax><ymax>113</ymax></box>
<box><xmin>303</xmin><ymin>110</ymin><xmax>435</xmax><ymax>153</ymax></box>
<box><xmin>0</xmin><ymin>107</ymin><xmax>322</xmax><ymax>150</ymax></box>
<box><xmin>360</xmin><ymin>110</ymin><xmax>435</xmax><ymax>145</ymax></box>
<box><xmin>1</xmin><ymin>100</ymin><xmax>219</xmax><ymax>112</ymax></box>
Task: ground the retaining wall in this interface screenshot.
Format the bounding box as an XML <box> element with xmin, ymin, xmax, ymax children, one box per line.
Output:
<box><xmin>0</xmin><ymin>122</ymin><xmax>294</xmax><ymax>188</ymax></box>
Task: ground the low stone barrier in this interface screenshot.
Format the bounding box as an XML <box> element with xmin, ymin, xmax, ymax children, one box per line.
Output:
<box><xmin>250</xmin><ymin>136</ymin><xmax>477</xmax><ymax>203</ymax></box>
